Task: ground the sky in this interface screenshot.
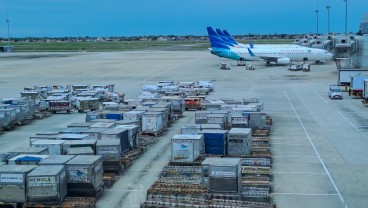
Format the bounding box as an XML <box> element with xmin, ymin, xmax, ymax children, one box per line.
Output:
<box><xmin>0</xmin><ymin>0</ymin><xmax>367</xmax><ymax>38</ymax></box>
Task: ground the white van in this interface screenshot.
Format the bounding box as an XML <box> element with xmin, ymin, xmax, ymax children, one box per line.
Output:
<box><xmin>328</xmin><ymin>85</ymin><xmax>343</xmax><ymax>99</ymax></box>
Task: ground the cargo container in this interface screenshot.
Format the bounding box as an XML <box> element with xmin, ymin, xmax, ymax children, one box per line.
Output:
<box><xmin>75</xmin><ymin>97</ymin><xmax>100</xmax><ymax>113</ymax></box>
<box><xmin>171</xmin><ymin>134</ymin><xmax>203</xmax><ymax>163</ymax></box>
<box><xmin>29</xmin><ymin>134</ymin><xmax>60</xmax><ymax>146</ymax></box>
<box><xmin>249</xmin><ymin>112</ymin><xmax>267</xmax><ymax>130</ymax></box>
<box><xmin>85</xmin><ymin>111</ymin><xmax>102</xmax><ymax>122</ymax></box>
<box><xmin>0</xmin><ymin>108</ymin><xmax>16</xmax><ymax>130</ymax></box>
<box><xmin>80</xmin><ymin>127</ymin><xmax>107</xmax><ymax>140</ymax></box>
<box><xmin>96</xmin><ymin>140</ymin><xmax>121</xmax><ymax>173</ymax></box>
<box><xmin>89</xmin><ymin>122</ymin><xmax>116</xmax><ymax>129</ymax></box>
<box><xmin>207</xmin><ymin>114</ymin><xmax>226</xmax><ymax>129</ymax></box>
<box><xmin>362</xmin><ymin>79</ymin><xmax>368</xmax><ymax>103</ymax></box>
<box><xmin>39</xmin><ymin>155</ymin><xmax>75</xmax><ymax>166</ymax></box>
<box><xmin>338</xmin><ymin>69</ymin><xmax>368</xmax><ymax>86</ymax></box>
<box><xmin>148</xmin><ymin>107</ymin><xmax>169</xmax><ymax>129</ymax></box>
<box><xmin>102</xmin><ymin>111</ymin><xmax>124</xmax><ymax>120</ymax></box>
<box><xmin>181</xmin><ymin>124</ymin><xmax>201</xmax><ymax>135</ymax></box>
<box><xmin>152</xmin><ymin>102</ymin><xmax>174</xmax><ymax>123</ymax></box>
<box><xmin>227</xmin><ymin>128</ymin><xmax>252</xmax><ymax>155</ymax></box>
<box><xmin>141</xmin><ymin>112</ymin><xmax>164</xmax><ymax>134</ymax></box>
<box><xmin>66</xmin><ymin>147</ymin><xmax>95</xmax><ymax>155</ymax></box>
<box><xmin>71</xmin><ymin>84</ymin><xmax>90</xmax><ymax>92</ymax></box>
<box><xmin>62</xmin><ymin>140</ymin><xmax>97</xmax><ymax>154</ymax></box>
<box><xmin>8</xmin><ymin>146</ymin><xmax>49</xmax><ymax>155</ymax></box>
<box><xmin>31</xmin><ymin>140</ymin><xmax>65</xmax><ymax>155</ymax></box>
<box><xmin>59</xmin><ymin>127</ymin><xmax>89</xmax><ymax>134</ymax></box>
<box><xmin>67</xmin><ymin>122</ymin><xmax>95</xmax><ymax>128</ymax></box>
<box><xmin>200</xmin><ymin>124</ymin><xmax>222</xmax><ymax>131</ymax></box>
<box><xmin>114</xmin><ymin>120</ymin><xmax>141</xmax><ymax>130</ymax></box>
<box><xmin>195</xmin><ymin>110</ymin><xmax>211</xmax><ymax>124</ymax></box>
<box><xmin>114</xmin><ymin>125</ymin><xmax>139</xmax><ymax>149</ymax></box>
<box><xmin>123</xmin><ymin>110</ymin><xmax>145</xmax><ymax>121</ymax></box>
<box><xmin>49</xmin><ymin>100</ymin><xmax>72</xmax><ymax>113</ymax></box>
<box><xmin>350</xmin><ymin>74</ymin><xmax>368</xmax><ymax>96</ymax></box>
<box><xmin>126</xmin><ymin>98</ymin><xmax>143</xmax><ymax>107</ymax></box>
<box><xmin>184</xmin><ymin>97</ymin><xmax>201</xmax><ymax>110</ymax></box>
<box><xmin>57</xmin><ymin>133</ymin><xmax>91</xmax><ymax>140</ymax></box>
<box><xmin>100</xmin><ymin>128</ymin><xmax>130</xmax><ymax>153</ymax></box>
<box><xmin>199</xmin><ymin>130</ymin><xmax>228</xmax><ymax>156</ymax></box>
<box><xmin>231</xmin><ymin>114</ymin><xmax>249</xmax><ymax>128</ymax></box>
<box><xmin>201</xmin><ymin>158</ymin><xmax>242</xmax><ymax>199</ymax></box>
<box><xmin>65</xmin><ymin>155</ymin><xmax>103</xmax><ymax>197</ymax></box>
<box><xmin>27</xmin><ymin>165</ymin><xmax>67</xmax><ymax>203</ymax></box>
<box><xmin>142</xmin><ymin>101</ymin><xmax>158</xmax><ymax>107</ymax></box>
<box><xmin>36</xmin><ymin>128</ymin><xmax>64</xmax><ymax>136</ymax></box>
<box><xmin>0</xmin><ymin>165</ymin><xmax>37</xmax><ymax>203</ymax></box>
<box><xmin>8</xmin><ymin>154</ymin><xmax>49</xmax><ymax>165</ymax></box>
<box><xmin>134</xmin><ymin>106</ymin><xmax>151</xmax><ymax>111</ymax></box>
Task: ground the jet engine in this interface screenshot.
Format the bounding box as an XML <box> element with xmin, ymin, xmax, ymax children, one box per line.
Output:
<box><xmin>276</xmin><ymin>57</ymin><xmax>291</xmax><ymax>65</ymax></box>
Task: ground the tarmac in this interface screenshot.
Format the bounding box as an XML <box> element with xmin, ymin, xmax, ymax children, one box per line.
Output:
<box><xmin>1</xmin><ymin>50</ymin><xmax>368</xmax><ymax>208</ymax></box>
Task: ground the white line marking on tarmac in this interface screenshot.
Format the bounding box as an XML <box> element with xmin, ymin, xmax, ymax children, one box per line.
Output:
<box><xmin>271</xmin><ymin>193</ymin><xmax>339</xmax><ymax>196</ymax></box>
<box><xmin>314</xmin><ymin>91</ymin><xmax>329</xmax><ymax>104</ymax></box>
<box><xmin>273</xmin><ymin>171</ymin><xmax>327</xmax><ymax>175</ymax></box>
<box><xmin>337</xmin><ymin>111</ymin><xmax>359</xmax><ymax>131</ymax></box>
<box><xmin>270</xmin><ymin>143</ymin><xmax>306</xmax><ymax>146</ymax></box>
<box><xmin>284</xmin><ymin>91</ymin><xmax>348</xmax><ymax>208</ymax></box>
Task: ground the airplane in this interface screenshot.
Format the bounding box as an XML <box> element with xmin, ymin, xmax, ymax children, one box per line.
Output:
<box><xmin>207</xmin><ymin>27</ymin><xmax>334</xmax><ymax>66</ymax></box>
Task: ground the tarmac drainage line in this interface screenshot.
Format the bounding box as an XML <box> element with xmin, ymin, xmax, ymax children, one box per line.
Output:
<box><xmin>284</xmin><ymin>91</ymin><xmax>348</xmax><ymax>208</ymax></box>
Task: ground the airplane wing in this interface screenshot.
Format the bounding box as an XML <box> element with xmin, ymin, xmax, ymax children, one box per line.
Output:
<box><xmin>247</xmin><ymin>48</ymin><xmax>290</xmax><ymax>64</ymax></box>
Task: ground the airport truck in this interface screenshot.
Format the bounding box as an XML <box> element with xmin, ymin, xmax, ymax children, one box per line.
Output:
<box><xmin>338</xmin><ymin>69</ymin><xmax>368</xmax><ymax>87</ymax></box>
<box><xmin>349</xmin><ymin>74</ymin><xmax>368</xmax><ymax>97</ymax></box>
<box><xmin>361</xmin><ymin>79</ymin><xmax>368</xmax><ymax>104</ymax></box>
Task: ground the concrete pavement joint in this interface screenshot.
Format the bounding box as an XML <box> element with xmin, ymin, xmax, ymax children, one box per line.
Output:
<box><xmin>284</xmin><ymin>90</ymin><xmax>348</xmax><ymax>208</ymax></box>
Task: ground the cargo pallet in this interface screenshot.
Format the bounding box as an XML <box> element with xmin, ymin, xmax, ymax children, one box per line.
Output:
<box><xmin>103</xmin><ymin>173</ymin><xmax>115</xmax><ymax>188</ymax></box>
<box><xmin>58</xmin><ymin>197</ymin><xmax>96</xmax><ymax>208</ymax></box>
<box><xmin>139</xmin><ymin>131</ymin><xmax>162</xmax><ymax>138</ymax></box>
<box><xmin>22</xmin><ymin>202</ymin><xmax>60</xmax><ymax>208</ymax></box>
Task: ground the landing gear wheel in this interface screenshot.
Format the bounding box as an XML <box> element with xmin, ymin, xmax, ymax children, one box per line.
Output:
<box><xmin>266</xmin><ymin>62</ymin><xmax>271</xmax><ymax>66</ymax></box>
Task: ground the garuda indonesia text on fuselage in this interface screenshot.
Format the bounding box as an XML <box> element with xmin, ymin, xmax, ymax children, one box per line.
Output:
<box><xmin>207</xmin><ymin>27</ymin><xmax>334</xmax><ymax>66</ymax></box>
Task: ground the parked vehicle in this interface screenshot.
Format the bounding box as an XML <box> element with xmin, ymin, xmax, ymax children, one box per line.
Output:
<box><xmin>328</xmin><ymin>85</ymin><xmax>343</xmax><ymax>99</ymax></box>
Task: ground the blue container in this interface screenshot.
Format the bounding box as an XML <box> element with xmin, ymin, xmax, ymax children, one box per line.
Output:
<box><xmin>201</xmin><ymin>130</ymin><xmax>228</xmax><ymax>156</ymax></box>
<box><xmin>105</xmin><ymin>113</ymin><xmax>123</xmax><ymax>120</ymax></box>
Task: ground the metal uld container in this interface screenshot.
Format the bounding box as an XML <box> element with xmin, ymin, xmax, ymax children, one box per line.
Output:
<box><xmin>207</xmin><ymin>114</ymin><xmax>226</xmax><ymax>129</ymax></box>
<box><xmin>66</xmin><ymin>147</ymin><xmax>95</xmax><ymax>155</ymax></box>
<box><xmin>0</xmin><ymin>108</ymin><xmax>16</xmax><ymax>128</ymax></box>
<box><xmin>123</xmin><ymin>110</ymin><xmax>145</xmax><ymax>121</ymax></box>
<box><xmin>200</xmin><ymin>124</ymin><xmax>222</xmax><ymax>131</ymax></box>
<box><xmin>80</xmin><ymin>127</ymin><xmax>108</xmax><ymax>140</ymax></box>
<box><xmin>141</xmin><ymin>112</ymin><xmax>164</xmax><ymax>133</ymax></box>
<box><xmin>67</xmin><ymin>122</ymin><xmax>95</xmax><ymax>128</ymax></box>
<box><xmin>62</xmin><ymin>140</ymin><xmax>97</xmax><ymax>154</ymax></box>
<box><xmin>114</xmin><ymin>125</ymin><xmax>139</xmax><ymax>149</ymax></box>
<box><xmin>195</xmin><ymin>110</ymin><xmax>211</xmax><ymax>124</ymax></box>
<box><xmin>165</xmin><ymin>97</ymin><xmax>185</xmax><ymax>114</ymax></box>
<box><xmin>171</xmin><ymin>134</ymin><xmax>203</xmax><ymax>163</ymax></box>
<box><xmin>148</xmin><ymin>107</ymin><xmax>169</xmax><ymax>128</ymax></box>
<box><xmin>199</xmin><ymin>130</ymin><xmax>228</xmax><ymax>156</ymax></box>
<box><xmin>85</xmin><ymin>111</ymin><xmax>102</xmax><ymax>122</ymax></box>
<box><xmin>227</xmin><ymin>128</ymin><xmax>252</xmax><ymax>155</ymax></box>
<box><xmin>65</xmin><ymin>155</ymin><xmax>103</xmax><ymax>197</ymax></box>
<box><xmin>57</xmin><ymin>133</ymin><xmax>91</xmax><ymax>140</ymax></box>
<box><xmin>8</xmin><ymin>154</ymin><xmax>49</xmax><ymax>165</ymax></box>
<box><xmin>59</xmin><ymin>127</ymin><xmax>89</xmax><ymax>134</ymax></box>
<box><xmin>96</xmin><ymin>140</ymin><xmax>121</xmax><ymax>173</ymax></box>
<box><xmin>8</xmin><ymin>146</ymin><xmax>49</xmax><ymax>155</ymax></box>
<box><xmin>39</xmin><ymin>155</ymin><xmax>75</xmax><ymax>166</ymax></box>
<box><xmin>27</xmin><ymin>165</ymin><xmax>67</xmax><ymax>203</ymax></box>
<box><xmin>231</xmin><ymin>114</ymin><xmax>249</xmax><ymax>128</ymax></box>
<box><xmin>31</xmin><ymin>140</ymin><xmax>66</xmax><ymax>155</ymax></box>
<box><xmin>29</xmin><ymin>135</ymin><xmax>60</xmax><ymax>146</ymax></box>
<box><xmin>90</xmin><ymin>122</ymin><xmax>116</xmax><ymax>129</ymax></box>
<box><xmin>0</xmin><ymin>165</ymin><xmax>37</xmax><ymax>203</ymax></box>
<box><xmin>100</xmin><ymin>128</ymin><xmax>130</xmax><ymax>153</ymax></box>
<box><xmin>181</xmin><ymin>124</ymin><xmax>201</xmax><ymax>135</ymax></box>
<box><xmin>248</xmin><ymin>112</ymin><xmax>267</xmax><ymax>130</ymax></box>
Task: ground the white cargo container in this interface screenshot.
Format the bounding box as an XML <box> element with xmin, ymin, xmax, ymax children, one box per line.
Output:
<box><xmin>227</xmin><ymin>128</ymin><xmax>252</xmax><ymax>155</ymax></box>
<box><xmin>62</xmin><ymin>140</ymin><xmax>97</xmax><ymax>155</ymax></box>
<box><xmin>80</xmin><ymin>127</ymin><xmax>108</xmax><ymax>140</ymax></box>
<box><xmin>195</xmin><ymin>110</ymin><xmax>211</xmax><ymax>124</ymax></box>
<box><xmin>39</xmin><ymin>155</ymin><xmax>75</xmax><ymax>166</ymax></box>
<box><xmin>0</xmin><ymin>165</ymin><xmax>37</xmax><ymax>203</ymax></box>
<box><xmin>31</xmin><ymin>140</ymin><xmax>66</xmax><ymax>155</ymax></box>
<box><xmin>207</xmin><ymin>114</ymin><xmax>226</xmax><ymax>129</ymax></box>
<box><xmin>27</xmin><ymin>165</ymin><xmax>67</xmax><ymax>203</ymax></box>
<box><xmin>141</xmin><ymin>112</ymin><xmax>164</xmax><ymax>133</ymax></box>
<box><xmin>8</xmin><ymin>146</ymin><xmax>49</xmax><ymax>155</ymax></box>
<box><xmin>57</xmin><ymin>134</ymin><xmax>91</xmax><ymax>140</ymax></box>
<box><xmin>181</xmin><ymin>124</ymin><xmax>201</xmax><ymax>135</ymax></box>
<box><xmin>350</xmin><ymin>74</ymin><xmax>368</xmax><ymax>96</ymax></box>
<box><xmin>171</xmin><ymin>134</ymin><xmax>203</xmax><ymax>163</ymax></box>
<box><xmin>123</xmin><ymin>110</ymin><xmax>145</xmax><ymax>121</ymax></box>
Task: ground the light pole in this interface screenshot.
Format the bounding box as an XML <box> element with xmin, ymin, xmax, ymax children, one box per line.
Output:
<box><xmin>344</xmin><ymin>0</ymin><xmax>347</xmax><ymax>35</ymax></box>
<box><xmin>326</xmin><ymin>6</ymin><xmax>331</xmax><ymax>34</ymax></box>
<box><xmin>315</xmin><ymin>10</ymin><xmax>319</xmax><ymax>35</ymax></box>
<box><xmin>6</xmin><ymin>18</ymin><xmax>10</xmax><ymax>46</ymax></box>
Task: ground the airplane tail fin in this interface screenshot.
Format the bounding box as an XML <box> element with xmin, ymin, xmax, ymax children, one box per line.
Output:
<box><xmin>249</xmin><ymin>42</ymin><xmax>254</xmax><ymax>48</ymax></box>
<box><xmin>247</xmin><ymin>48</ymin><xmax>255</xmax><ymax>57</ymax></box>
<box><xmin>223</xmin><ymin>30</ymin><xmax>239</xmax><ymax>45</ymax></box>
<box><xmin>207</xmin><ymin>27</ymin><xmax>230</xmax><ymax>49</ymax></box>
<box><xmin>216</xmin><ymin>29</ymin><xmax>234</xmax><ymax>47</ymax></box>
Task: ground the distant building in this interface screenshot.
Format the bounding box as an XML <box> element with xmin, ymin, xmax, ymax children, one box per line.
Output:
<box><xmin>360</xmin><ymin>13</ymin><xmax>368</xmax><ymax>34</ymax></box>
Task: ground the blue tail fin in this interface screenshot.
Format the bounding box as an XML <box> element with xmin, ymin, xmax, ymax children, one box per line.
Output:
<box><xmin>247</xmin><ymin>48</ymin><xmax>255</xmax><ymax>57</ymax></box>
<box><xmin>223</xmin><ymin>30</ymin><xmax>239</xmax><ymax>45</ymax></box>
<box><xmin>216</xmin><ymin>29</ymin><xmax>234</xmax><ymax>47</ymax></box>
<box><xmin>207</xmin><ymin>27</ymin><xmax>230</xmax><ymax>49</ymax></box>
<box><xmin>249</xmin><ymin>42</ymin><xmax>254</xmax><ymax>48</ymax></box>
